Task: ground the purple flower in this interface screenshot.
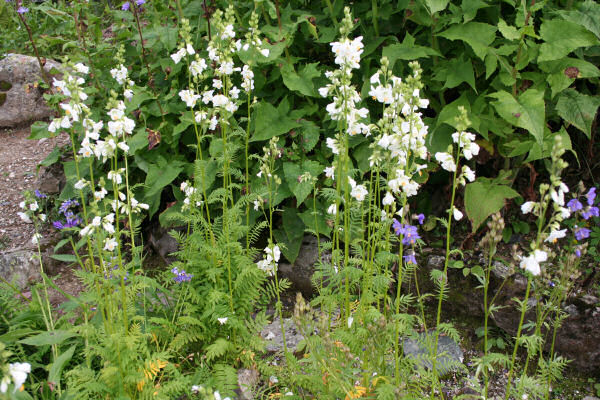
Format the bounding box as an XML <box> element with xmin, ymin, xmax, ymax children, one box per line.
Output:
<box><xmin>121</xmin><ymin>2</ymin><xmax>130</xmax><ymax>10</ymax></box>
<box><xmin>59</xmin><ymin>199</ymin><xmax>79</xmax><ymax>214</ymax></box>
<box><xmin>582</xmin><ymin>206</ymin><xmax>599</xmax><ymax>220</ymax></box>
<box><xmin>403</xmin><ymin>254</ymin><xmax>417</xmax><ymax>265</ymax></box>
<box><xmin>136</xmin><ymin>0</ymin><xmax>145</xmax><ymax>5</ymax></box>
<box><xmin>416</xmin><ymin>213</ymin><xmax>425</xmax><ymax>225</ymax></box>
<box><xmin>171</xmin><ymin>266</ymin><xmax>193</xmax><ymax>283</ymax></box>
<box><xmin>586</xmin><ymin>187</ymin><xmax>597</xmax><ymax>206</ymax></box>
<box><xmin>575</xmin><ymin>248</ymin><xmax>582</xmax><ymax>258</ymax></box>
<box><xmin>567</xmin><ymin>198</ymin><xmax>583</xmax><ymax>212</ymax></box>
<box><xmin>17</xmin><ymin>6</ymin><xmax>28</xmax><ymax>13</ymax></box>
<box><xmin>392</xmin><ymin>219</ymin><xmax>421</xmax><ymax>245</ymax></box>
<box><xmin>53</xmin><ymin>221</ymin><xmax>64</xmax><ymax>230</ymax></box>
<box><xmin>34</xmin><ymin>190</ymin><xmax>47</xmax><ymax>199</ymax></box>
<box><xmin>574</xmin><ymin>226</ymin><xmax>591</xmax><ymax>241</ymax></box>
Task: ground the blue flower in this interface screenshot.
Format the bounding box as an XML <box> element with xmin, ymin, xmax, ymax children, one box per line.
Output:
<box><xmin>416</xmin><ymin>213</ymin><xmax>425</xmax><ymax>225</ymax></box>
<box><xmin>136</xmin><ymin>0</ymin><xmax>145</xmax><ymax>5</ymax></box>
<box><xmin>586</xmin><ymin>187</ymin><xmax>597</xmax><ymax>206</ymax></box>
<box><xmin>567</xmin><ymin>198</ymin><xmax>583</xmax><ymax>212</ymax></box>
<box><xmin>121</xmin><ymin>2</ymin><xmax>130</xmax><ymax>10</ymax></box>
<box><xmin>171</xmin><ymin>266</ymin><xmax>193</xmax><ymax>283</ymax></box>
<box><xmin>17</xmin><ymin>6</ymin><xmax>28</xmax><ymax>13</ymax></box>
<box><xmin>582</xmin><ymin>206</ymin><xmax>599</xmax><ymax>220</ymax></box>
<box><xmin>392</xmin><ymin>219</ymin><xmax>421</xmax><ymax>246</ymax></box>
<box><xmin>34</xmin><ymin>190</ymin><xmax>47</xmax><ymax>199</ymax></box>
<box><xmin>574</xmin><ymin>226</ymin><xmax>591</xmax><ymax>241</ymax></box>
<box><xmin>403</xmin><ymin>254</ymin><xmax>417</xmax><ymax>265</ymax></box>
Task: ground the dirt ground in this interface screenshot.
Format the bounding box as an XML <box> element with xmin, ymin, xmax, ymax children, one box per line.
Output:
<box><xmin>0</xmin><ymin>126</ymin><xmax>81</xmax><ymax>305</ymax></box>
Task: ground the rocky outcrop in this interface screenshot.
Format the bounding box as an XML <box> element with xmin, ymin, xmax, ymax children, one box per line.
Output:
<box><xmin>0</xmin><ymin>54</ymin><xmax>60</xmax><ymax>128</ymax></box>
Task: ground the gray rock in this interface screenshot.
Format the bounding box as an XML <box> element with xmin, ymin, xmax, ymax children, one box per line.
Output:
<box><xmin>0</xmin><ymin>54</ymin><xmax>61</xmax><ymax>128</ymax></box>
<box><xmin>583</xmin><ymin>397</ymin><xmax>600</xmax><ymax>400</ymax></box>
<box><xmin>402</xmin><ymin>331</ymin><xmax>464</xmax><ymax>376</ymax></box>
<box><xmin>0</xmin><ymin>249</ymin><xmax>40</xmax><ymax>288</ymax></box>
<box><xmin>36</xmin><ymin>162</ymin><xmax>66</xmax><ymax>195</ymax></box>
<box><xmin>278</xmin><ymin>235</ymin><xmax>329</xmax><ymax>296</ymax></box>
<box><xmin>236</xmin><ymin>368</ymin><xmax>259</xmax><ymax>400</ymax></box>
<box><xmin>147</xmin><ymin>224</ymin><xmax>180</xmax><ymax>264</ymax></box>
<box><xmin>261</xmin><ymin>317</ymin><xmax>304</xmax><ymax>354</ymax></box>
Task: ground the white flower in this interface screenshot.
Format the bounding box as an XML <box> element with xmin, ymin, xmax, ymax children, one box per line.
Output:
<box><xmin>269</xmin><ymin>376</ymin><xmax>279</xmax><ymax>384</ymax></box>
<box><xmin>351</xmin><ymin>184</ymin><xmax>368</xmax><ymax>202</ymax></box>
<box><xmin>330</xmin><ymin>36</ymin><xmax>364</xmax><ymax>69</ymax></box>
<box><xmin>31</xmin><ymin>233</ymin><xmax>42</xmax><ymax>245</ymax></box>
<box><xmin>327</xmin><ymin>204</ymin><xmax>337</xmax><ymax>215</ymax></box>
<box><xmin>326</xmin><ymin>137</ymin><xmax>339</xmax><ymax>154</ymax></box>
<box><xmin>521</xmin><ymin>201</ymin><xmax>536</xmax><ymax>214</ymax></box>
<box><xmin>195</xmin><ymin>111</ymin><xmax>207</xmax><ymax>123</ymax></box>
<box><xmin>324</xmin><ymin>166</ymin><xmax>335</xmax><ymax>179</ymax></box>
<box><xmin>17</xmin><ymin>212</ymin><xmax>32</xmax><ymax>223</ymax></box>
<box><xmin>265</xmin><ymin>245</ymin><xmax>281</xmax><ymax>263</ymax></box>
<box><xmin>221</xmin><ymin>24</ymin><xmax>235</xmax><ymax>40</ymax></box>
<box><xmin>186</xmin><ymin>43</ymin><xmax>195</xmax><ymax>55</ymax></box>
<box><xmin>253</xmin><ymin>199</ymin><xmax>261</xmax><ymax>211</ymax></box>
<box><xmin>209</xmin><ymin>116</ymin><xmax>218</xmax><ymax>130</ymax></box>
<box><xmin>19</xmin><ymin>201</ymin><xmax>26</xmax><ymax>209</ymax></box>
<box><xmin>545</xmin><ymin>229</ymin><xmax>567</xmax><ymax>243</ymax></box>
<box><xmin>435</xmin><ymin>152</ymin><xmax>456</xmax><ymax>172</ymax></box>
<box><xmin>179</xmin><ymin>89</ymin><xmax>200</xmax><ymax>108</ymax></box>
<box><xmin>453</xmin><ymin>207</ymin><xmax>463</xmax><ymax>221</ymax></box>
<box><xmin>8</xmin><ymin>362</ymin><xmax>31</xmax><ymax>393</ymax></box>
<box><xmin>170</xmin><ymin>48</ymin><xmax>187</xmax><ymax>64</ymax></box>
<box><xmin>519</xmin><ymin>249</ymin><xmax>547</xmax><ymax>276</ymax></box>
<box><xmin>217</xmin><ymin>317</ymin><xmax>228</xmax><ymax>325</ymax></box>
<box><xmin>189</xmin><ymin>59</ymin><xmax>207</xmax><ymax>76</ymax></box>
<box><xmin>462</xmin><ymin>166</ymin><xmax>475</xmax><ymax>182</ymax></box>
<box><xmin>104</xmin><ymin>237</ymin><xmax>118</xmax><ymax>252</ymax></box>
<box><xmin>229</xmin><ymin>86</ymin><xmax>240</xmax><ymax>99</ymax></box>
<box><xmin>212</xmin><ymin>94</ymin><xmax>229</xmax><ymax>107</ymax></box>
<box><xmin>118</xmin><ymin>142</ymin><xmax>130</xmax><ymax>153</ymax></box>
<box><xmin>110</xmin><ymin>64</ymin><xmax>128</xmax><ymax>85</ymax></box>
<box><xmin>74</xmin><ymin>63</ymin><xmax>89</xmax><ymax>74</ymax></box>
<box><xmin>347</xmin><ymin>316</ymin><xmax>354</xmax><ymax>328</ymax></box>
<box><xmin>213</xmin><ymin>390</ymin><xmax>231</xmax><ymax>400</ymax></box>
<box><xmin>463</xmin><ymin>142</ymin><xmax>480</xmax><ymax>160</ymax></box>
<box><xmin>29</xmin><ymin>201</ymin><xmax>39</xmax><ymax>211</ymax></box>
<box><xmin>94</xmin><ymin>187</ymin><xmax>108</xmax><ymax>201</ymax></box>
<box><xmin>260</xmin><ymin>48</ymin><xmax>270</xmax><ymax>57</ymax></box>
<box><xmin>124</xmin><ymin>89</ymin><xmax>133</xmax><ymax>100</ymax></box>
<box><xmin>382</xmin><ymin>192</ymin><xmax>394</xmax><ymax>206</ymax></box>
<box><xmin>39</xmin><ymin>214</ymin><xmax>46</xmax><ymax>222</ymax></box>
<box><xmin>108</xmin><ymin>170</ymin><xmax>122</xmax><ymax>185</ymax></box>
<box><xmin>74</xmin><ymin>179</ymin><xmax>87</xmax><ymax>190</ymax></box>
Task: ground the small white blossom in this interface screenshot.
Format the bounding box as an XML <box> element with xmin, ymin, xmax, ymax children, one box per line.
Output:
<box><xmin>217</xmin><ymin>317</ymin><xmax>228</xmax><ymax>325</ymax></box>
<box><xmin>521</xmin><ymin>201</ymin><xmax>536</xmax><ymax>214</ymax></box>
<box><xmin>453</xmin><ymin>207</ymin><xmax>463</xmax><ymax>221</ymax></box>
<box><xmin>104</xmin><ymin>237</ymin><xmax>118</xmax><ymax>252</ymax></box>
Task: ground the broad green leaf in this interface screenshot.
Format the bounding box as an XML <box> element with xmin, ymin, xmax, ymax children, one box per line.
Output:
<box><xmin>434</xmin><ymin>57</ymin><xmax>476</xmax><ymax>91</ymax></box>
<box><xmin>281</xmin><ymin>63</ymin><xmax>320</xmax><ymax>97</ymax></box>
<box><xmin>0</xmin><ymin>328</ymin><xmax>35</xmax><ymax>344</ymax></box>
<box><xmin>538</xmin><ymin>19</ymin><xmax>599</xmax><ymax>62</ymax></box>
<box><xmin>28</xmin><ymin>121</ymin><xmax>52</xmax><ymax>140</ymax></box>
<box><xmin>145</xmin><ymin>161</ymin><xmax>184</xmax><ymax>198</ymax></box>
<box><xmin>299</xmin><ymin>207</ymin><xmax>332</xmax><ymax>238</ymax></box>
<box><xmin>251</xmin><ymin>102</ymin><xmax>301</xmax><ymax>142</ymax></box>
<box><xmin>19</xmin><ymin>330</ymin><xmax>76</xmax><ymax>346</ymax></box>
<box><xmin>465</xmin><ymin>178</ymin><xmax>519</xmax><ymax>232</ymax></box>
<box><xmin>300</xmin><ymin>120</ymin><xmax>320</xmax><ymax>152</ymax></box>
<box><xmin>498</xmin><ymin>19</ymin><xmax>520</xmax><ymax>41</ymax></box>
<box><xmin>39</xmin><ymin>146</ymin><xmax>61</xmax><ymax>167</ymax></box>
<box><xmin>50</xmin><ymin>254</ymin><xmax>77</xmax><ymax>263</ymax></box>
<box><xmin>541</xmin><ymin>57</ymin><xmax>600</xmax><ymax>97</ymax></box>
<box><xmin>555</xmin><ymin>89</ymin><xmax>600</xmax><ymax>139</ymax></box>
<box><xmin>436</xmin><ymin>94</ymin><xmax>471</xmax><ymax>129</ymax></box>
<box><xmin>557</xmin><ymin>0</ymin><xmax>600</xmax><ymax>39</ymax></box>
<box><xmin>273</xmin><ymin>207</ymin><xmax>305</xmax><ymax>263</ymax></box>
<box><xmin>382</xmin><ymin>43</ymin><xmax>442</xmax><ymax>67</ymax></box>
<box><xmin>438</xmin><ymin>22</ymin><xmax>497</xmax><ymax>60</ymax></box>
<box><xmin>283</xmin><ymin>160</ymin><xmax>322</xmax><ymax>205</ymax></box>
<box><xmin>461</xmin><ymin>0</ymin><xmax>489</xmax><ymax>23</ymax></box>
<box><xmin>48</xmin><ymin>345</ymin><xmax>76</xmax><ymax>384</ymax></box>
<box><xmin>424</xmin><ymin>0</ymin><xmax>449</xmax><ymax>14</ymax></box>
<box><xmin>489</xmin><ymin>89</ymin><xmax>545</xmax><ymax>145</ymax></box>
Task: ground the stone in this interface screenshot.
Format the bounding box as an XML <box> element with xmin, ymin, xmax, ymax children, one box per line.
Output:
<box><xmin>402</xmin><ymin>331</ymin><xmax>464</xmax><ymax>376</ymax></box>
<box><xmin>147</xmin><ymin>224</ymin><xmax>180</xmax><ymax>264</ymax></box>
<box><xmin>278</xmin><ymin>235</ymin><xmax>330</xmax><ymax>296</ymax></box>
<box><xmin>261</xmin><ymin>317</ymin><xmax>304</xmax><ymax>354</ymax></box>
<box><xmin>35</xmin><ymin>162</ymin><xmax>66</xmax><ymax>195</ymax></box>
<box><xmin>0</xmin><ymin>249</ymin><xmax>40</xmax><ymax>289</ymax></box>
<box><xmin>0</xmin><ymin>54</ymin><xmax>61</xmax><ymax>128</ymax></box>
<box><xmin>236</xmin><ymin>368</ymin><xmax>259</xmax><ymax>400</ymax></box>
<box><xmin>582</xmin><ymin>397</ymin><xmax>600</xmax><ymax>400</ymax></box>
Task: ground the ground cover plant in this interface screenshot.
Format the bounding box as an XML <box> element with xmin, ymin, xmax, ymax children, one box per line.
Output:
<box><xmin>1</xmin><ymin>0</ymin><xmax>599</xmax><ymax>399</ymax></box>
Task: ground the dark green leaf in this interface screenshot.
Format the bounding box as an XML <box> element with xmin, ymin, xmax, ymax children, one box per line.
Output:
<box><xmin>28</xmin><ymin>121</ymin><xmax>52</xmax><ymax>140</ymax></box>
<box><xmin>19</xmin><ymin>330</ymin><xmax>76</xmax><ymax>346</ymax></box>
<box><xmin>48</xmin><ymin>345</ymin><xmax>76</xmax><ymax>384</ymax></box>
<box><xmin>438</xmin><ymin>22</ymin><xmax>497</xmax><ymax>60</ymax></box>
<box><xmin>251</xmin><ymin>102</ymin><xmax>301</xmax><ymax>142</ymax></box>
<box><xmin>538</xmin><ymin>19</ymin><xmax>599</xmax><ymax>62</ymax></box>
<box><xmin>489</xmin><ymin>89</ymin><xmax>545</xmax><ymax>145</ymax></box>
<box><xmin>555</xmin><ymin>89</ymin><xmax>600</xmax><ymax>139</ymax></box>
<box><xmin>465</xmin><ymin>178</ymin><xmax>519</xmax><ymax>232</ymax></box>
<box><xmin>281</xmin><ymin>63</ymin><xmax>320</xmax><ymax>97</ymax></box>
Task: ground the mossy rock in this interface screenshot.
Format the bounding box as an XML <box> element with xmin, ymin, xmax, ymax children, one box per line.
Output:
<box><xmin>0</xmin><ymin>80</ymin><xmax>12</xmax><ymax>91</ymax></box>
<box><xmin>0</xmin><ymin>92</ymin><xmax>6</xmax><ymax>107</ymax></box>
